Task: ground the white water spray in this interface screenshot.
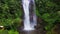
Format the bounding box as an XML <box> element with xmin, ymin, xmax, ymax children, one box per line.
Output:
<box><xmin>22</xmin><ymin>0</ymin><xmax>37</xmax><ymax>30</ymax></box>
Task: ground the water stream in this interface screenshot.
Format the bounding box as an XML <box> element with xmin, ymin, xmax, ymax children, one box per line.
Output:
<box><xmin>22</xmin><ymin>0</ymin><xmax>37</xmax><ymax>31</ymax></box>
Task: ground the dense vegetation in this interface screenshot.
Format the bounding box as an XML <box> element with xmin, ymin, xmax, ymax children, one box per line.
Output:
<box><xmin>36</xmin><ymin>0</ymin><xmax>60</xmax><ymax>30</ymax></box>
<box><xmin>0</xmin><ymin>0</ymin><xmax>60</xmax><ymax>34</ymax></box>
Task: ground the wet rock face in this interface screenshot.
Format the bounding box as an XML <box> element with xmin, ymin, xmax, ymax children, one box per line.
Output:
<box><xmin>35</xmin><ymin>17</ymin><xmax>47</xmax><ymax>34</ymax></box>
<box><xmin>29</xmin><ymin>0</ymin><xmax>36</xmax><ymax>25</ymax></box>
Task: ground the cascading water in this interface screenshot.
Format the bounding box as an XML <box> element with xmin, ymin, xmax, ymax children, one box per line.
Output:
<box><xmin>22</xmin><ymin>0</ymin><xmax>37</xmax><ymax>31</ymax></box>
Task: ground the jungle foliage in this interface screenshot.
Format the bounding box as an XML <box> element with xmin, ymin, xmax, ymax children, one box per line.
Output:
<box><xmin>35</xmin><ymin>0</ymin><xmax>60</xmax><ymax>31</ymax></box>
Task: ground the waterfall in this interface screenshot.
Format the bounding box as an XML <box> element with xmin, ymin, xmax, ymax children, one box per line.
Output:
<box><xmin>22</xmin><ymin>0</ymin><xmax>37</xmax><ymax>31</ymax></box>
